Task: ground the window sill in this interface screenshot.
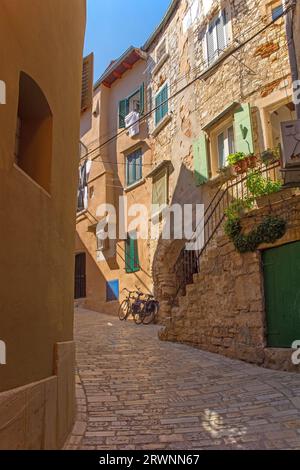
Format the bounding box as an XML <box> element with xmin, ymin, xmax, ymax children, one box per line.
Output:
<box><xmin>152</xmin><ymin>53</ymin><xmax>170</xmax><ymax>76</ymax></box>
<box><xmin>125</xmin><ymin>268</ymin><xmax>140</xmax><ymax>274</ymax></box>
<box><xmin>124</xmin><ymin>178</ymin><xmax>145</xmax><ymax>192</ymax></box>
<box><xmin>207</xmin><ymin>166</ymin><xmax>236</xmax><ymax>188</ymax></box>
<box><xmin>201</xmin><ymin>45</ymin><xmax>235</xmax><ymax>81</ymax></box>
<box><xmin>152</xmin><ymin>114</ymin><xmax>172</xmax><ymax>137</ymax></box>
<box><xmin>76</xmin><ymin>209</ymin><xmax>88</xmax><ymax>218</ymax></box>
<box><xmin>13</xmin><ymin>163</ymin><xmax>51</xmax><ymax>198</ymax></box>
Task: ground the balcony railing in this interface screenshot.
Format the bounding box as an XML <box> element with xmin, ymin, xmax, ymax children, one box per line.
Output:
<box><xmin>174</xmin><ymin>161</ymin><xmax>281</xmax><ymax>298</ymax></box>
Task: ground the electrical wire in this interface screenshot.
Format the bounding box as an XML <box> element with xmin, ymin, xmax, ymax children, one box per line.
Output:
<box><xmin>79</xmin><ymin>5</ymin><xmax>291</xmax><ymax>169</ymax></box>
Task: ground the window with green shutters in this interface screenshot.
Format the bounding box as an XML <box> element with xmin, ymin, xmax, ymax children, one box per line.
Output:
<box><xmin>126</xmin><ymin>148</ymin><xmax>142</xmax><ymax>187</ymax></box>
<box><xmin>118</xmin><ymin>83</ymin><xmax>145</xmax><ymax>129</ymax></box>
<box><xmin>155</xmin><ymin>84</ymin><xmax>168</xmax><ymax>126</ymax></box>
<box><xmin>125</xmin><ymin>231</ymin><xmax>140</xmax><ymax>273</ymax></box>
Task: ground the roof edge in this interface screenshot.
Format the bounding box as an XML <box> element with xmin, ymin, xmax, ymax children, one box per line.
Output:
<box><xmin>94</xmin><ymin>46</ymin><xmax>146</xmax><ymax>90</ymax></box>
<box><xmin>142</xmin><ymin>0</ymin><xmax>180</xmax><ymax>51</ymax></box>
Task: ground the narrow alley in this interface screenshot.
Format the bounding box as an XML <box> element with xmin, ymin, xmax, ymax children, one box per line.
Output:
<box><xmin>67</xmin><ymin>309</ymin><xmax>300</xmax><ymax>450</ymax></box>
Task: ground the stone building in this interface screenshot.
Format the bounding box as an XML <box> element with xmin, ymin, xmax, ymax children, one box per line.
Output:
<box><xmin>76</xmin><ymin>47</ymin><xmax>154</xmax><ymax>314</ymax></box>
<box><xmin>147</xmin><ymin>0</ymin><xmax>299</xmax><ymax>370</ymax></box>
<box><xmin>77</xmin><ymin>0</ymin><xmax>299</xmax><ymax>370</ymax></box>
<box><xmin>0</xmin><ymin>0</ymin><xmax>86</xmax><ymax>449</ymax></box>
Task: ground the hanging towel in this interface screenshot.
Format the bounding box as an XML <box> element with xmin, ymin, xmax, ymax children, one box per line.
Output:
<box><xmin>77</xmin><ymin>159</ymin><xmax>92</xmax><ymax>211</ymax></box>
<box><xmin>125</xmin><ymin>111</ymin><xmax>140</xmax><ymax>137</ymax></box>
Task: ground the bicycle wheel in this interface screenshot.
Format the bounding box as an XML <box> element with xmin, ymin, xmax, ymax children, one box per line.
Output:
<box><xmin>119</xmin><ymin>300</ymin><xmax>130</xmax><ymax>321</ymax></box>
<box><xmin>133</xmin><ymin>310</ymin><xmax>143</xmax><ymax>325</ymax></box>
<box><xmin>142</xmin><ymin>301</ymin><xmax>159</xmax><ymax>325</ymax></box>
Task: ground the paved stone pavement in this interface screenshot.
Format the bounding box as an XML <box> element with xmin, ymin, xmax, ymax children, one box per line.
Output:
<box><xmin>66</xmin><ymin>308</ymin><xmax>300</xmax><ymax>450</ymax></box>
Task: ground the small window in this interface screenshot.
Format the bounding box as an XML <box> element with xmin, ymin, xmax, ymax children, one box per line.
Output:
<box><xmin>206</xmin><ymin>10</ymin><xmax>228</xmax><ymax>66</ymax></box>
<box><xmin>217</xmin><ymin>125</ymin><xmax>235</xmax><ymax>168</ymax></box>
<box><xmin>156</xmin><ymin>39</ymin><xmax>167</xmax><ymax>62</ymax></box>
<box><xmin>155</xmin><ymin>84</ymin><xmax>168</xmax><ymax>126</ymax></box>
<box><xmin>126</xmin><ymin>148</ymin><xmax>143</xmax><ymax>187</ymax></box>
<box><xmin>106</xmin><ymin>280</ymin><xmax>119</xmax><ymax>302</ymax></box>
<box><xmin>272</xmin><ymin>3</ymin><xmax>283</xmax><ymax>21</ymax></box>
<box><xmin>15</xmin><ymin>72</ymin><xmax>53</xmax><ymax>193</ymax></box>
<box><xmin>89</xmin><ymin>185</ymin><xmax>95</xmax><ymax>199</ymax></box>
<box><xmin>125</xmin><ymin>231</ymin><xmax>140</xmax><ymax>273</ymax></box>
<box><xmin>152</xmin><ymin>168</ymin><xmax>168</xmax><ymax>208</ymax></box>
<box><xmin>118</xmin><ymin>84</ymin><xmax>145</xmax><ymax>128</ymax></box>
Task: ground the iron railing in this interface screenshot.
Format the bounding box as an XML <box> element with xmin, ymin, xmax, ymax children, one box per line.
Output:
<box><xmin>174</xmin><ymin>161</ymin><xmax>281</xmax><ymax>297</ymax></box>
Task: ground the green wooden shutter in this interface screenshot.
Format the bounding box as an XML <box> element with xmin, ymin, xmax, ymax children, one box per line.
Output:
<box><xmin>125</xmin><ymin>232</ymin><xmax>139</xmax><ymax>273</ymax></box>
<box><xmin>139</xmin><ymin>83</ymin><xmax>145</xmax><ymax>115</ymax></box>
<box><xmin>155</xmin><ymin>85</ymin><xmax>168</xmax><ymax>125</ymax></box>
<box><xmin>193</xmin><ymin>132</ymin><xmax>209</xmax><ymax>186</ymax></box>
<box><xmin>155</xmin><ymin>92</ymin><xmax>162</xmax><ymax>125</ymax></box>
<box><xmin>234</xmin><ymin>103</ymin><xmax>254</xmax><ymax>154</ymax></box>
<box><xmin>119</xmin><ymin>99</ymin><xmax>127</xmax><ymax>128</ymax></box>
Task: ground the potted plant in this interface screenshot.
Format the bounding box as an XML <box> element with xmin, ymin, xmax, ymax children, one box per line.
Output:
<box><xmin>246</xmin><ymin>153</ymin><xmax>257</xmax><ymax>169</ymax></box>
<box><xmin>246</xmin><ymin>169</ymin><xmax>283</xmax><ymax>207</ymax></box>
<box><xmin>260</xmin><ymin>146</ymin><xmax>280</xmax><ymax>165</ymax></box>
<box><xmin>227</xmin><ymin>152</ymin><xmax>247</xmax><ymax>174</ymax></box>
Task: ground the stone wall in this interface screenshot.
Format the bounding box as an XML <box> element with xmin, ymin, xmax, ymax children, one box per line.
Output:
<box><xmin>145</xmin><ymin>0</ymin><xmax>292</xmax><ymax>296</ymax></box>
<box><xmin>160</xmin><ymin>191</ymin><xmax>300</xmax><ymax>372</ymax></box>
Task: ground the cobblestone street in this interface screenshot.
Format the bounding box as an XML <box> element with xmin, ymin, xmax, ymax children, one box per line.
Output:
<box><xmin>66</xmin><ymin>308</ymin><xmax>300</xmax><ymax>450</ymax></box>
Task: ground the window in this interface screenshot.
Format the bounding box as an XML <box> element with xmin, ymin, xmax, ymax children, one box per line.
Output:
<box><xmin>272</xmin><ymin>2</ymin><xmax>283</xmax><ymax>20</ymax></box>
<box><xmin>126</xmin><ymin>148</ymin><xmax>143</xmax><ymax>187</ymax></box>
<box><xmin>152</xmin><ymin>168</ymin><xmax>168</xmax><ymax>208</ymax></box>
<box><xmin>183</xmin><ymin>0</ymin><xmax>199</xmax><ymax>33</ymax></box>
<box><xmin>155</xmin><ymin>84</ymin><xmax>168</xmax><ymax>126</ymax></box>
<box><xmin>156</xmin><ymin>39</ymin><xmax>167</xmax><ymax>62</ymax></box>
<box><xmin>15</xmin><ymin>72</ymin><xmax>53</xmax><ymax>193</ymax></box>
<box><xmin>125</xmin><ymin>231</ymin><xmax>140</xmax><ymax>273</ymax></box>
<box><xmin>106</xmin><ymin>280</ymin><xmax>119</xmax><ymax>302</ymax></box>
<box><xmin>89</xmin><ymin>185</ymin><xmax>95</xmax><ymax>199</ymax></box>
<box><xmin>205</xmin><ymin>10</ymin><xmax>228</xmax><ymax>66</ymax></box>
<box><xmin>217</xmin><ymin>125</ymin><xmax>235</xmax><ymax>168</ymax></box>
<box><xmin>207</xmin><ymin>103</ymin><xmax>253</xmax><ymax>178</ymax></box>
<box><xmin>118</xmin><ymin>84</ymin><xmax>145</xmax><ymax>128</ymax></box>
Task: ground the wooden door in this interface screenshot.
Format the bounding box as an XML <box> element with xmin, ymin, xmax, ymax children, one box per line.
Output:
<box><xmin>75</xmin><ymin>253</ymin><xmax>86</xmax><ymax>299</ymax></box>
<box><xmin>263</xmin><ymin>241</ymin><xmax>300</xmax><ymax>348</ymax></box>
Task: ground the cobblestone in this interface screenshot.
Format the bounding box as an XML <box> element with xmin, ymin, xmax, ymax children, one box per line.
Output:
<box><xmin>66</xmin><ymin>308</ymin><xmax>300</xmax><ymax>450</ymax></box>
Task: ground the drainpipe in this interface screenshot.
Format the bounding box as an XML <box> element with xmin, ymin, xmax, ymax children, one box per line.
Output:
<box><xmin>286</xmin><ymin>0</ymin><xmax>300</xmax><ymax>119</ymax></box>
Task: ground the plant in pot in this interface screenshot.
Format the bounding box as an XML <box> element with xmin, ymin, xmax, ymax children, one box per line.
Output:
<box><xmin>246</xmin><ymin>153</ymin><xmax>257</xmax><ymax>169</ymax></box>
<box><xmin>260</xmin><ymin>146</ymin><xmax>280</xmax><ymax>165</ymax></box>
<box><xmin>246</xmin><ymin>169</ymin><xmax>283</xmax><ymax>207</ymax></box>
<box><xmin>227</xmin><ymin>152</ymin><xmax>247</xmax><ymax>174</ymax></box>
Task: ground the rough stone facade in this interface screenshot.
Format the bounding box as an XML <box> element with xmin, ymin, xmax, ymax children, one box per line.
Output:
<box><xmin>143</xmin><ymin>0</ymin><xmax>295</xmax><ymax>322</ymax></box>
<box><xmin>160</xmin><ymin>190</ymin><xmax>300</xmax><ymax>372</ymax></box>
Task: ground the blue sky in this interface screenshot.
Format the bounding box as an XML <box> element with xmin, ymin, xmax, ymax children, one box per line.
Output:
<box><xmin>84</xmin><ymin>0</ymin><xmax>171</xmax><ymax>81</ymax></box>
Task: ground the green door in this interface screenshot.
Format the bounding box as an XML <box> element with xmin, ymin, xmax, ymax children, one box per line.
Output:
<box><xmin>263</xmin><ymin>241</ymin><xmax>300</xmax><ymax>348</ymax></box>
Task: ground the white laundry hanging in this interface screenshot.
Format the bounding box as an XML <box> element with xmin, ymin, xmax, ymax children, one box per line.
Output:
<box><xmin>125</xmin><ymin>111</ymin><xmax>140</xmax><ymax>137</ymax></box>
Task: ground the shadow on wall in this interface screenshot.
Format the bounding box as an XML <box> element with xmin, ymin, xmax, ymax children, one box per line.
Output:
<box><xmin>151</xmin><ymin>162</ymin><xmax>204</xmax><ymax>313</ymax></box>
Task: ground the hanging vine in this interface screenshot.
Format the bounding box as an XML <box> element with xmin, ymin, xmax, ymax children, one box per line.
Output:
<box><xmin>224</xmin><ymin>215</ymin><xmax>287</xmax><ymax>253</ymax></box>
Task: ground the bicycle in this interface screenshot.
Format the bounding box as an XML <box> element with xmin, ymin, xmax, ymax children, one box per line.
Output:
<box><xmin>118</xmin><ymin>288</ymin><xmax>145</xmax><ymax>324</ymax></box>
<box><xmin>141</xmin><ymin>293</ymin><xmax>159</xmax><ymax>325</ymax></box>
<box><xmin>119</xmin><ymin>288</ymin><xmax>159</xmax><ymax>325</ymax></box>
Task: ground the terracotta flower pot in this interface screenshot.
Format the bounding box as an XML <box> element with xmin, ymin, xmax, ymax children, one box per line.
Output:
<box><xmin>234</xmin><ymin>158</ymin><xmax>248</xmax><ymax>174</ymax></box>
<box><xmin>247</xmin><ymin>154</ymin><xmax>257</xmax><ymax>169</ymax></box>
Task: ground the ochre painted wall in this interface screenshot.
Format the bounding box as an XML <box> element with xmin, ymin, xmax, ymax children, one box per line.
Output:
<box><xmin>76</xmin><ymin>59</ymin><xmax>154</xmax><ymax>315</ymax></box>
<box><xmin>0</xmin><ymin>0</ymin><xmax>86</xmax><ymax>392</ymax></box>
